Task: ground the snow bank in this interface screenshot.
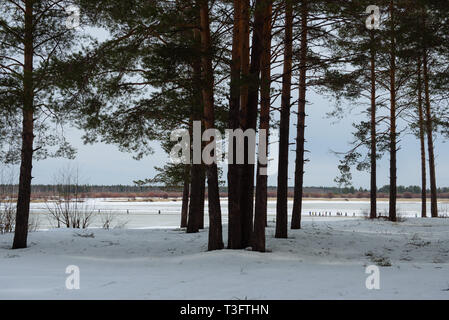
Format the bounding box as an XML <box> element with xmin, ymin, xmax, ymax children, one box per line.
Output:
<box><xmin>1</xmin><ymin>218</ymin><xmax>448</xmax><ymax>299</ymax></box>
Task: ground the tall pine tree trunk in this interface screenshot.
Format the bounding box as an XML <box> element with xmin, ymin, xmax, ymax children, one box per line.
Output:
<box><xmin>239</xmin><ymin>0</ymin><xmax>265</xmax><ymax>247</ymax></box>
<box><xmin>227</xmin><ymin>0</ymin><xmax>243</xmax><ymax>249</ymax></box>
<box><xmin>199</xmin><ymin>165</ymin><xmax>206</xmax><ymax>228</ymax></box>
<box><xmin>240</xmin><ymin>0</ymin><xmax>250</xmax><ymax>126</ymax></box>
<box><xmin>388</xmin><ymin>0</ymin><xmax>397</xmax><ymax>222</ymax></box>
<box><xmin>187</xmin><ymin>163</ymin><xmax>203</xmax><ymax>233</ymax></box>
<box><xmin>422</xmin><ymin>50</ymin><xmax>438</xmax><ymax>218</ymax></box>
<box><xmin>253</xmin><ymin>0</ymin><xmax>272</xmax><ymax>252</ymax></box>
<box><xmin>369</xmin><ymin>32</ymin><xmax>377</xmax><ymax>220</ymax></box>
<box><xmin>417</xmin><ymin>57</ymin><xmax>427</xmax><ymax>218</ymax></box>
<box><xmin>181</xmin><ymin>115</ymin><xmax>194</xmax><ymax>228</ymax></box>
<box><xmin>199</xmin><ymin>0</ymin><xmax>224</xmax><ymax>250</ymax></box>
<box><xmin>180</xmin><ymin>164</ymin><xmax>190</xmax><ymax>228</ymax></box>
<box><xmin>275</xmin><ymin>0</ymin><xmax>293</xmax><ymax>239</ymax></box>
<box><xmin>13</xmin><ymin>0</ymin><xmax>34</xmax><ymax>249</ymax></box>
<box><xmin>187</xmin><ymin>27</ymin><xmax>204</xmax><ymax>234</ymax></box>
<box><xmin>291</xmin><ymin>0</ymin><xmax>308</xmax><ymax>230</ymax></box>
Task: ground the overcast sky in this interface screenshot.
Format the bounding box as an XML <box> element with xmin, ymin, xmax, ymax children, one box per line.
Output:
<box><xmin>24</xmin><ymin>16</ymin><xmax>449</xmax><ymax>188</ymax></box>
<box><xmin>29</xmin><ymin>88</ymin><xmax>449</xmax><ymax>188</ymax></box>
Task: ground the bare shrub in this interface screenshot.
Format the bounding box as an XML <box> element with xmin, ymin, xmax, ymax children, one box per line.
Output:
<box><xmin>100</xmin><ymin>211</ymin><xmax>129</xmax><ymax>230</ymax></box>
<box><xmin>438</xmin><ymin>205</ymin><xmax>449</xmax><ymax>218</ymax></box>
<box><xmin>47</xmin><ymin>199</ymin><xmax>95</xmax><ymax>229</ymax></box>
<box><xmin>1</xmin><ymin>167</ymin><xmax>15</xmax><ymax>233</ymax></box>
<box><xmin>0</xmin><ymin>202</ymin><xmax>15</xmax><ymax>234</ymax></box>
<box><xmin>0</xmin><ymin>166</ymin><xmax>39</xmax><ymax>233</ymax></box>
<box><xmin>45</xmin><ymin>165</ymin><xmax>96</xmax><ymax>229</ymax></box>
<box><xmin>1</xmin><ymin>206</ymin><xmax>40</xmax><ymax>234</ymax></box>
<box><xmin>28</xmin><ymin>214</ymin><xmax>40</xmax><ymax>232</ymax></box>
<box><xmin>100</xmin><ymin>211</ymin><xmax>115</xmax><ymax>230</ymax></box>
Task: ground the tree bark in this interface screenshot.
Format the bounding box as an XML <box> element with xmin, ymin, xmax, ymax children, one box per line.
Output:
<box><xmin>239</xmin><ymin>0</ymin><xmax>265</xmax><ymax>247</ymax></box>
<box><xmin>187</xmin><ymin>26</ymin><xmax>204</xmax><ymax>234</ymax></box>
<box><xmin>417</xmin><ymin>57</ymin><xmax>427</xmax><ymax>218</ymax></box>
<box><xmin>239</xmin><ymin>0</ymin><xmax>250</xmax><ymax>127</ymax></box>
<box><xmin>275</xmin><ymin>0</ymin><xmax>292</xmax><ymax>239</ymax></box>
<box><xmin>180</xmin><ymin>164</ymin><xmax>190</xmax><ymax>228</ymax></box>
<box><xmin>227</xmin><ymin>0</ymin><xmax>243</xmax><ymax>249</ymax></box>
<box><xmin>369</xmin><ymin>32</ymin><xmax>377</xmax><ymax>220</ymax></box>
<box><xmin>199</xmin><ymin>0</ymin><xmax>224</xmax><ymax>250</ymax></box>
<box><xmin>422</xmin><ymin>50</ymin><xmax>438</xmax><ymax>218</ymax></box>
<box><xmin>253</xmin><ymin>0</ymin><xmax>272</xmax><ymax>252</ymax></box>
<box><xmin>388</xmin><ymin>0</ymin><xmax>397</xmax><ymax>222</ymax></box>
<box><xmin>291</xmin><ymin>0</ymin><xmax>308</xmax><ymax>230</ymax></box>
<box><xmin>13</xmin><ymin>0</ymin><xmax>34</xmax><ymax>249</ymax></box>
<box><xmin>187</xmin><ymin>163</ymin><xmax>202</xmax><ymax>233</ymax></box>
<box><xmin>199</xmin><ymin>165</ymin><xmax>206</xmax><ymax>229</ymax></box>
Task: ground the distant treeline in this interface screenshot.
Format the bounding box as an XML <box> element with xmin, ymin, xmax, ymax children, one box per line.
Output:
<box><xmin>2</xmin><ymin>184</ymin><xmax>449</xmax><ymax>199</ymax></box>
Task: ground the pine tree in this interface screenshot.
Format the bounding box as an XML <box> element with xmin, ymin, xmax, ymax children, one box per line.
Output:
<box><xmin>227</xmin><ymin>0</ymin><xmax>271</xmax><ymax>248</ymax></box>
<box><xmin>417</xmin><ymin>57</ymin><xmax>427</xmax><ymax>218</ymax></box>
<box><xmin>198</xmin><ymin>0</ymin><xmax>224</xmax><ymax>250</ymax></box>
<box><xmin>1</xmin><ymin>0</ymin><xmax>80</xmax><ymax>248</ymax></box>
<box><xmin>291</xmin><ymin>0</ymin><xmax>309</xmax><ymax>229</ymax></box>
<box><xmin>227</xmin><ymin>0</ymin><xmax>244</xmax><ymax>249</ymax></box>
<box><xmin>275</xmin><ymin>0</ymin><xmax>293</xmax><ymax>238</ymax></box>
<box><xmin>395</xmin><ymin>0</ymin><xmax>449</xmax><ymax>218</ymax></box>
<box><xmin>253</xmin><ymin>0</ymin><xmax>272</xmax><ymax>252</ymax></box>
<box><xmin>319</xmin><ymin>0</ymin><xmax>385</xmax><ymax>219</ymax></box>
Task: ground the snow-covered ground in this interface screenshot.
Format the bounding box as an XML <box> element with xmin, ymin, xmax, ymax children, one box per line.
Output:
<box><xmin>1</xmin><ymin>217</ymin><xmax>449</xmax><ymax>299</ymax></box>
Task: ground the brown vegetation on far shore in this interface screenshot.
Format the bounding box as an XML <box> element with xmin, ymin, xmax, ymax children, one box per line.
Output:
<box><xmin>2</xmin><ymin>190</ymin><xmax>446</xmax><ymax>203</ymax></box>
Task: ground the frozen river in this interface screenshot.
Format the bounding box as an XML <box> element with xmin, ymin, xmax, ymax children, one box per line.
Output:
<box><xmin>28</xmin><ymin>198</ymin><xmax>448</xmax><ymax>229</ymax></box>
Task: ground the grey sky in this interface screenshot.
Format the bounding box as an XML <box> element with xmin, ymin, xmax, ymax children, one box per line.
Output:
<box><xmin>31</xmin><ymin>89</ymin><xmax>449</xmax><ymax>188</ymax></box>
